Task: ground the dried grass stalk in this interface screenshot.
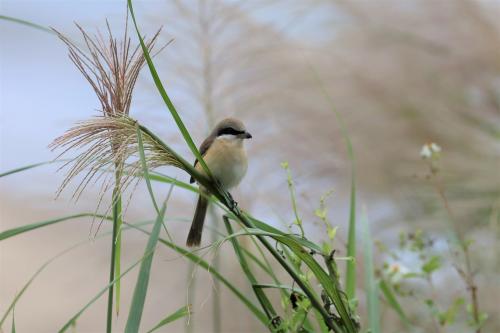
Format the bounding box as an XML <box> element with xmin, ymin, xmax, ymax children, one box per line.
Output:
<box><xmin>50</xmin><ymin>19</ymin><xmax>169</xmax><ymax>200</ymax></box>
<box><xmin>52</xmin><ymin>19</ymin><xmax>162</xmax><ymax>118</ymax></box>
<box><xmin>50</xmin><ymin>115</ymin><xmax>185</xmax><ymax>201</ymax></box>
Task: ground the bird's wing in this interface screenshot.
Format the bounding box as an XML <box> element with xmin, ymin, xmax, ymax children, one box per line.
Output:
<box><xmin>190</xmin><ymin>136</ymin><xmax>214</xmax><ymax>183</ymax></box>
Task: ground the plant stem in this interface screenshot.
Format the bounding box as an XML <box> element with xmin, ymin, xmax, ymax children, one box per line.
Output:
<box><xmin>107</xmin><ymin>159</ymin><xmax>123</xmax><ymax>332</ymax></box>
<box><xmin>138</xmin><ymin>124</ymin><xmax>348</xmax><ymax>332</ymax></box>
<box><xmin>106</xmin><ymin>184</ymin><xmax>120</xmax><ymax>333</ymax></box>
<box><xmin>210</xmin><ymin>207</ymin><xmax>221</xmax><ymax>333</ymax></box>
<box><xmin>433</xmin><ymin>178</ymin><xmax>481</xmax><ymax>333</ymax></box>
<box><xmin>283</xmin><ymin>165</ymin><xmax>304</xmax><ymax>238</ymax></box>
<box><xmin>224</xmin><ymin>216</ymin><xmax>282</xmax><ymax>331</ymax></box>
<box><xmin>185</xmin><ymin>262</ymin><xmax>196</xmax><ymax>333</ymax></box>
<box><xmin>230</xmin><ymin>212</ymin><xmax>343</xmax><ymax>333</ymax></box>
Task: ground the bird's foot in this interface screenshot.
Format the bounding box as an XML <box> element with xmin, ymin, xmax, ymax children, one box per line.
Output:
<box><xmin>227</xmin><ymin>192</ymin><xmax>239</xmax><ymax>210</ymax></box>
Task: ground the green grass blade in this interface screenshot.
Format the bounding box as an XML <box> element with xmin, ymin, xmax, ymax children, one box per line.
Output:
<box><xmin>267</xmin><ymin>234</ymin><xmax>355</xmax><ymax>332</ymax></box>
<box><xmin>124</xmin><ymin>194</ymin><xmax>170</xmax><ymax>333</ymax></box>
<box><xmin>146</xmin><ymin>305</ymin><xmax>190</xmax><ymax>333</ymax></box>
<box><xmin>223</xmin><ymin>217</ymin><xmax>278</xmax><ymax>325</ymax></box>
<box><xmin>136</xmin><ymin>125</ymin><xmax>174</xmax><ymax>242</ymax></box>
<box><xmin>209</xmin><ymin>208</ymin><xmax>221</xmax><ymax>333</ymax></box>
<box><xmin>0</xmin><ymin>15</ymin><xmax>54</xmax><ymax>34</ymax></box>
<box><xmin>240</xmin><ymin>247</ymin><xmax>275</xmax><ymax>278</ymax></box>
<box><xmin>148</xmin><ymin>172</ymin><xmax>231</xmax><ymax>214</ymax></box>
<box><xmin>10</xmin><ymin>307</ymin><xmax>15</xmax><ymax>333</ymax></box>
<box><xmin>243</xmin><ymin>236</ymin><xmax>292</xmax><ymax>301</ymax></box>
<box><xmin>361</xmin><ymin>208</ymin><xmax>380</xmax><ymax>333</ymax></box>
<box><xmin>126</xmin><ymin>0</ymin><xmax>210</xmax><ymax>178</ymax></box>
<box><xmin>185</xmin><ymin>261</ymin><xmax>196</xmax><ymax>333</ymax></box>
<box><xmin>379</xmin><ymin>279</ymin><xmax>411</xmax><ymax>328</ymax></box>
<box><xmin>136</xmin><ymin>124</ymin><xmax>160</xmax><ymax>214</ymax></box>
<box><xmin>0</xmin><ymin>161</ymin><xmax>58</xmax><ymax>178</ymax></box>
<box><xmin>217</xmin><ymin>226</ymin><xmax>349</xmax><ymax>332</ymax></box>
<box><xmin>107</xmin><ymin>184</ymin><xmax>122</xmax><ymax>331</ymax></box>
<box><xmin>115</xmin><ymin>120</ymin><xmax>182</xmax><ymax>326</ymax></box>
<box><xmin>242</xmin><ymin>214</ymin><xmax>323</xmax><ymax>253</ymax></box>
<box><xmin>312</xmin><ymin>308</ymin><xmax>330</xmax><ymax>333</ymax></box>
<box><xmin>0</xmin><ymin>222</ymin><xmax>153</xmax><ymax>329</ymax></box>
<box><xmin>114</xmin><ymin>194</ymin><xmax>122</xmax><ymax>316</ymax></box>
<box><xmin>0</xmin><ymin>213</ymin><xmax>110</xmax><ymax>241</ymax></box>
<box><xmin>253</xmin><ymin>284</ymin><xmax>305</xmax><ymax>295</ymax></box>
<box><xmin>346</xmin><ymin>177</ymin><xmax>357</xmax><ymax>301</ymax></box>
<box><xmin>225</xmin><ymin>213</ymin><xmax>343</xmax><ymax>332</ymax></box>
<box><xmin>148</xmin><ymin>172</ymin><xmax>199</xmax><ymax>193</ymax></box>
<box><xmin>107</xmin><ymin>187</ymin><xmax>120</xmax><ymax>333</ymax></box>
<box><xmin>127</xmin><ymin>224</ymin><xmax>269</xmax><ymax>326</ymax></box>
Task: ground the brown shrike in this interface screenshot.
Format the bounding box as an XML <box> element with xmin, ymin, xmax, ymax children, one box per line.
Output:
<box><xmin>186</xmin><ymin>118</ymin><xmax>252</xmax><ymax>247</ymax></box>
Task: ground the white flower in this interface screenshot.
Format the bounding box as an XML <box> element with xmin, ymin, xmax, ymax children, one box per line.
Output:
<box><xmin>420</xmin><ymin>144</ymin><xmax>432</xmax><ymax>159</ymax></box>
<box><xmin>430</xmin><ymin>143</ymin><xmax>441</xmax><ymax>153</ymax></box>
<box><xmin>420</xmin><ymin>142</ymin><xmax>441</xmax><ymax>159</ymax></box>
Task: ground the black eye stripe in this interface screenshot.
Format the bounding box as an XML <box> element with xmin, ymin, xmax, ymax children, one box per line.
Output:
<box><xmin>217</xmin><ymin>127</ymin><xmax>245</xmax><ymax>136</ymax></box>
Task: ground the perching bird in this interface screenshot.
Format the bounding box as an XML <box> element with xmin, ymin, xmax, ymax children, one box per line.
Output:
<box><xmin>186</xmin><ymin>118</ymin><xmax>252</xmax><ymax>247</ymax></box>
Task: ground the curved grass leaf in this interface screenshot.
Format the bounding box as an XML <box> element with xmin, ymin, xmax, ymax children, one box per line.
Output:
<box><xmin>136</xmin><ymin>125</ymin><xmax>175</xmax><ymax>243</ymax></box>
<box><xmin>226</xmin><ymin>215</ymin><xmax>343</xmax><ymax>331</ymax></box>
<box><xmin>240</xmin><ymin>247</ymin><xmax>274</xmax><ymax>278</ymax></box>
<box><xmin>136</xmin><ymin>124</ymin><xmax>160</xmax><ymax>214</ymax></box>
<box><xmin>274</xmin><ymin>235</ymin><xmax>354</xmax><ymax>332</ymax></box>
<box><xmin>0</xmin><ymin>161</ymin><xmax>55</xmax><ymax>178</ymax></box>
<box><xmin>123</xmin><ymin>4</ymin><xmax>353</xmax><ymax>329</ymax></box>
<box><xmin>148</xmin><ymin>172</ymin><xmax>198</xmax><ymax>193</ymax></box>
<box><xmin>0</xmin><ymin>213</ymin><xmax>110</xmax><ymax>241</ymax></box>
<box><xmin>126</xmin><ymin>0</ymin><xmax>210</xmax><ymax>179</ymax></box>
<box><xmin>0</xmin><ymin>221</ymin><xmax>153</xmax><ymax>329</ymax></box>
<box><xmin>0</xmin><ymin>15</ymin><xmax>53</xmax><ymax>34</ymax></box>
<box><xmin>223</xmin><ymin>218</ymin><xmax>278</xmax><ymax>325</ymax></box>
<box><xmin>146</xmin><ymin>305</ymin><xmax>190</xmax><ymax>333</ymax></box>
<box><xmin>253</xmin><ymin>284</ymin><xmax>305</xmax><ymax>296</ymax></box>
<box><xmin>241</xmin><ymin>214</ymin><xmax>323</xmax><ymax>253</ymax></box>
<box><xmin>127</xmin><ymin>224</ymin><xmax>269</xmax><ymax>326</ymax></box>
<box><xmin>131</xmin><ymin>129</ymin><xmax>343</xmax><ymax>330</ymax></box>
<box><xmin>379</xmin><ymin>279</ymin><xmax>411</xmax><ymax>328</ymax></box>
<box><xmin>215</xmin><ymin>226</ymin><xmax>355</xmax><ymax>332</ymax></box>
<box><xmin>10</xmin><ymin>307</ymin><xmax>15</xmax><ymax>333</ymax></box>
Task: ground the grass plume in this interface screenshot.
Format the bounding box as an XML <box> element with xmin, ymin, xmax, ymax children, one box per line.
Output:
<box><xmin>51</xmin><ymin>18</ymin><xmax>164</xmax><ymax>331</ymax></box>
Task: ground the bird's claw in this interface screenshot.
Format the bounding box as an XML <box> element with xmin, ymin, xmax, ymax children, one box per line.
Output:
<box><xmin>227</xmin><ymin>192</ymin><xmax>238</xmax><ymax>210</ymax></box>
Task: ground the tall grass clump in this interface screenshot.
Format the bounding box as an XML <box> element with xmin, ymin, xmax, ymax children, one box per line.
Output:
<box><xmin>0</xmin><ymin>4</ymin><xmax>366</xmax><ymax>332</ymax></box>
<box><xmin>1</xmin><ymin>4</ymin><xmax>362</xmax><ymax>332</ymax></box>
<box><xmin>51</xmin><ymin>18</ymin><xmax>162</xmax><ymax>332</ymax></box>
<box><xmin>4</xmin><ymin>1</ymin><xmax>493</xmax><ymax>332</ymax></box>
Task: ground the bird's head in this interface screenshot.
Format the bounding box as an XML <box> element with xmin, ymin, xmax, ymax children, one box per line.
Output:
<box><xmin>213</xmin><ymin>118</ymin><xmax>252</xmax><ymax>140</ymax></box>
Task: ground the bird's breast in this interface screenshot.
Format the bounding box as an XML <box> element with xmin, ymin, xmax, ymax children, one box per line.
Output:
<box><xmin>197</xmin><ymin>139</ymin><xmax>248</xmax><ymax>189</ymax></box>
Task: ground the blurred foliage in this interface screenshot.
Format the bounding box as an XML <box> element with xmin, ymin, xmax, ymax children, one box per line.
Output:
<box><xmin>1</xmin><ymin>0</ymin><xmax>500</xmax><ymax>332</ymax></box>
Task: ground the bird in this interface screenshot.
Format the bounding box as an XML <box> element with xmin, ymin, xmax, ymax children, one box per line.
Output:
<box><xmin>186</xmin><ymin>118</ymin><xmax>252</xmax><ymax>247</ymax></box>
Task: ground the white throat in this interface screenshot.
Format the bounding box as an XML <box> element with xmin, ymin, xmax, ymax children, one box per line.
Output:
<box><xmin>216</xmin><ymin>134</ymin><xmax>242</xmax><ymax>142</ymax></box>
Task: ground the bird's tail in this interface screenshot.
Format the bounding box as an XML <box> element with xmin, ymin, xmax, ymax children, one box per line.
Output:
<box><xmin>186</xmin><ymin>195</ymin><xmax>208</xmax><ymax>247</ymax></box>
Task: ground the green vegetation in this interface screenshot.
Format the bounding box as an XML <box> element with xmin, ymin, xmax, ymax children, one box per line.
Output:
<box><xmin>0</xmin><ymin>2</ymin><xmax>492</xmax><ymax>333</ymax></box>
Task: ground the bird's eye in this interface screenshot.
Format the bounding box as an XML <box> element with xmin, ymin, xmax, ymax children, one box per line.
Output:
<box><xmin>218</xmin><ymin>127</ymin><xmax>244</xmax><ymax>136</ymax></box>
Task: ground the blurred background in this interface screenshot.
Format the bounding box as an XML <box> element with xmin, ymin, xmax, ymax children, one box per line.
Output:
<box><xmin>1</xmin><ymin>0</ymin><xmax>499</xmax><ymax>332</ymax></box>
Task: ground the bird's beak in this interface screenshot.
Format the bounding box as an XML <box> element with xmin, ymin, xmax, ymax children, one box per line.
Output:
<box><xmin>244</xmin><ymin>132</ymin><xmax>252</xmax><ymax>139</ymax></box>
